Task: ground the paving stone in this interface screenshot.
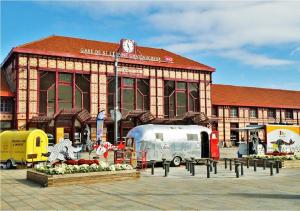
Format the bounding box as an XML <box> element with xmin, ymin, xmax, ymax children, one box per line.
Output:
<box><xmin>1</xmin><ymin>167</ymin><xmax>300</xmax><ymax>210</ymax></box>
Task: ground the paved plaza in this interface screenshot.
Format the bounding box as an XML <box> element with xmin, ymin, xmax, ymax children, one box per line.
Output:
<box><xmin>1</xmin><ymin>162</ymin><xmax>300</xmax><ymax>210</ymax></box>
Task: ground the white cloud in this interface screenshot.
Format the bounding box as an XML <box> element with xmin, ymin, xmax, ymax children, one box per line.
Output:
<box><xmin>147</xmin><ymin>1</ymin><xmax>300</xmax><ymax>49</ymax></box>
<box><xmin>39</xmin><ymin>0</ymin><xmax>300</xmax><ymax>67</ymax></box>
<box><xmin>217</xmin><ymin>49</ymin><xmax>295</xmax><ymax>67</ymax></box>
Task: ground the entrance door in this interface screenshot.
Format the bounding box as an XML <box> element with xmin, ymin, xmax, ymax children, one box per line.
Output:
<box><xmin>230</xmin><ymin>123</ymin><xmax>239</xmax><ymax>146</ymax></box>
<box><xmin>201</xmin><ymin>132</ymin><xmax>210</xmax><ymax>158</ymax></box>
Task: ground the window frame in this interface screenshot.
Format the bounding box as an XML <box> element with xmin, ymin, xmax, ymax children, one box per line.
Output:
<box><xmin>249</xmin><ymin>107</ymin><xmax>258</xmax><ymax>118</ymax></box>
<box><xmin>285</xmin><ymin>109</ymin><xmax>293</xmax><ymax>119</ymax></box>
<box><xmin>0</xmin><ymin>98</ymin><xmax>13</xmax><ymax>113</ymax></box>
<box><xmin>268</xmin><ymin>108</ymin><xmax>276</xmax><ymax>118</ymax></box>
<box><xmin>164</xmin><ymin>80</ymin><xmax>200</xmax><ymax>118</ymax></box>
<box><xmin>229</xmin><ymin>107</ymin><xmax>239</xmax><ymax>118</ymax></box>
<box><xmin>212</xmin><ymin>106</ymin><xmax>218</xmax><ymax>117</ymax></box>
<box><xmin>107</xmin><ymin>76</ymin><xmax>150</xmax><ymax>115</ymax></box>
<box><xmin>187</xmin><ymin>134</ymin><xmax>198</xmax><ymax>141</ymax></box>
<box><xmin>38</xmin><ymin>71</ymin><xmax>90</xmax><ymax>115</ymax></box>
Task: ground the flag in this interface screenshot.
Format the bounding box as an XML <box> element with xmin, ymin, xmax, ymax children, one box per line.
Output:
<box><xmin>96</xmin><ymin>110</ymin><xmax>105</xmax><ymax>144</ymax></box>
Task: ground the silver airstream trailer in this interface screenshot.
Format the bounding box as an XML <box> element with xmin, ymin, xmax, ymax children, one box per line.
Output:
<box><xmin>126</xmin><ymin>124</ymin><xmax>211</xmax><ymax>166</ymax></box>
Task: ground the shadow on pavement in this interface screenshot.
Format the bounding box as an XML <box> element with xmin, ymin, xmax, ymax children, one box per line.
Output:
<box><xmin>15</xmin><ymin>179</ymin><xmax>41</xmax><ymax>187</ymax></box>
<box><xmin>230</xmin><ymin>193</ymin><xmax>300</xmax><ymax>200</ymax></box>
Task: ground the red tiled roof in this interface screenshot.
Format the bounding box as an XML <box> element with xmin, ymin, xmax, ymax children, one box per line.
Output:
<box><xmin>12</xmin><ymin>35</ymin><xmax>214</xmax><ymax>72</ymax></box>
<box><xmin>211</xmin><ymin>84</ymin><xmax>300</xmax><ymax>109</ymax></box>
<box><xmin>0</xmin><ymin>71</ymin><xmax>14</xmax><ymax>97</ymax></box>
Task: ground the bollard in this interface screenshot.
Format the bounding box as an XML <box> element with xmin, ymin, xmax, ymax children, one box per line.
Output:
<box><xmin>235</xmin><ymin>163</ymin><xmax>240</xmax><ymax>178</ymax></box>
<box><xmin>213</xmin><ymin>161</ymin><xmax>218</xmax><ymax>174</ymax></box>
<box><xmin>189</xmin><ymin>161</ymin><xmax>193</xmax><ymax>174</ymax></box>
<box><xmin>191</xmin><ymin>162</ymin><xmax>195</xmax><ymax>176</ymax></box>
<box><xmin>162</xmin><ymin>158</ymin><xmax>166</xmax><ymax>169</ymax></box>
<box><xmin>253</xmin><ymin>159</ymin><xmax>257</xmax><ymax>172</ymax></box>
<box><xmin>275</xmin><ymin>160</ymin><xmax>280</xmax><ymax>174</ymax></box>
<box><xmin>164</xmin><ymin>162</ymin><xmax>168</xmax><ymax>177</ymax></box>
<box><xmin>224</xmin><ymin>158</ymin><xmax>228</xmax><ymax>169</ymax></box>
<box><xmin>151</xmin><ymin>160</ymin><xmax>155</xmax><ymax>175</ymax></box>
<box><xmin>206</xmin><ymin>163</ymin><xmax>210</xmax><ymax>178</ymax></box>
<box><xmin>185</xmin><ymin>159</ymin><xmax>188</xmax><ymax>170</ymax></box>
<box><xmin>269</xmin><ymin>161</ymin><xmax>274</xmax><ymax>176</ymax></box>
<box><xmin>263</xmin><ymin>158</ymin><xmax>267</xmax><ymax>170</ymax></box>
<box><xmin>240</xmin><ymin>162</ymin><xmax>244</xmax><ymax>176</ymax></box>
<box><xmin>229</xmin><ymin>159</ymin><xmax>232</xmax><ymax>171</ymax></box>
<box><xmin>210</xmin><ymin>160</ymin><xmax>213</xmax><ymax>172</ymax></box>
<box><xmin>187</xmin><ymin>160</ymin><xmax>190</xmax><ymax>171</ymax></box>
<box><xmin>246</xmin><ymin>158</ymin><xmax>249</xmax><ymax>168</ymax></box>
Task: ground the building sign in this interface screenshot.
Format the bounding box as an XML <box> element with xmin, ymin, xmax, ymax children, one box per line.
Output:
<box><xmin>80</xmin><ymin>48</ymin><xmax>172</xmax><ymax>63</ymax></box>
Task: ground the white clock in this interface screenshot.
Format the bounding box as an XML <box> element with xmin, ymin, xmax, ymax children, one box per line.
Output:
<box><xmin>122</xmin><ymin>39</ymin><xmax>135</xmax><ymax>53</ymax></box>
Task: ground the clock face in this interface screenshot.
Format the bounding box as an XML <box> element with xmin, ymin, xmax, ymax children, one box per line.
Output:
<box><xmin>122</xmin><ymin>39</ymin><xmax>135</xmax><ymax>53</ymax></box>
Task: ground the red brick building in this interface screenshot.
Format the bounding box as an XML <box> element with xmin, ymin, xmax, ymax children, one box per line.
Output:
<box><xmin>211</xmin><ymin>84</ymin><xmax>300</xmax><ymax>146</ymax></box>
<box><xmin>0</xmin><ymin>35</ymin><xmax>214</xmax><ymax>142</ymax></box>
<box><xmin>1</xmin><ymin>35</ymin><xmax>299</xmax><ymax>145</ymax></box>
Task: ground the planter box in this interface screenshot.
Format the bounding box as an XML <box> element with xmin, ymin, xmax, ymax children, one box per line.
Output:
<box><xmin>243</xmin><ymin>159</ymin><xmax>300</xmax><ymax>168</ymax></box>
<box><xmin>280</xmin><ymin>160</ymin><xmax>300</xmax><ymax>168</ymax></box>
<box><xmin>27</xmin><ymin>170</ymin><xmax>140</xmax><ymax>187</ymax></box>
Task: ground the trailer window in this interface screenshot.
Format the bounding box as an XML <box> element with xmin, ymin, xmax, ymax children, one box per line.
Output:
<box><xmin>187</xmin><ymin>134</ymin><xmax>198</xmax><ymax>141</ymax></box>
<box><xmin>155</xmin><ymin>133</ymin><xmax>164</xmax><ymax>141</ymax></box>
<box><xmin>36</xmin><ymin>137</ymin><xmax>41</xmax><ymax>147</ymax></box>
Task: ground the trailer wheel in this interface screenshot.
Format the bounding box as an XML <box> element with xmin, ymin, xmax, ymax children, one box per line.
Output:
<box><xmin>172</xmin><ymin>156</ymin><xmax>181</xmax><ymax>167</ymax></box>
<box><xmin>6</xmin><ymin>160</ymin><xmax>13</xmax><ymax>169</ymax></box>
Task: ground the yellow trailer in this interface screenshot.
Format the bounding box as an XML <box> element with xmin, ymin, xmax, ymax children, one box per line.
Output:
<box><xmin>0</xmin><ymin>129</ymin><xmax>48</xmax><ymax>168</ymax></box>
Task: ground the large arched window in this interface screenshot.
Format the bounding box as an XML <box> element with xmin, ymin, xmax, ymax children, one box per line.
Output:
<box><xmin>107</xmin><ymin>77</ymin><xmax>149</xmax><ymax>115</ymax></box>
<box><xmin>164</xmin><ymin>80</ymin><xmax>200</xmax><ymax>118</ymax></box>
<box><xmin>39</xmin><ymin>71</ymin><xmax>90</xmax><ymax>116</ymax></box>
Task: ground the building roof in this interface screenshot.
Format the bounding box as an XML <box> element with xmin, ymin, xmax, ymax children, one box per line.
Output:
<box><xmin>0</xmin><ymin>71</ymin><xmax>14</xmax><ymax>97</ymax></box>
<box><xmin>211</xmin><ymin>84</ymin><xmax>300</xmax><ymax>109</ymax></box>
<box><xmin>10</xmin><ymin>35</ymin><xmax>215</xmax><ymax>72</ymax></box>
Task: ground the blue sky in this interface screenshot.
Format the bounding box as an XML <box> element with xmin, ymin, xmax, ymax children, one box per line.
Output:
<box><xmin>1</xmin><ymin>0</ymin><xmax>300</xmax><ymax>90</ymax></box>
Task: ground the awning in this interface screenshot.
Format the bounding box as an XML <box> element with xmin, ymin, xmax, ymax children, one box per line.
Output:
<box><xmin>54</xmin><ymin>109</ymin><xmax>91</xmax><ymax>124</ymax></box>
<box><xmin>151</xmin><ymin>111</ymin><xmax>209</xmax><ymax>125</ymax></box>
<box><xmin>232</xmin><ymin>125</ymin><xmax>265</xmax><ymax>131</ymax></box>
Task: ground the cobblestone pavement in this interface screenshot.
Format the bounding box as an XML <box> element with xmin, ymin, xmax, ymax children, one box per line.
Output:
<box><xmin>1</xmin><ymin>163</ymin><xmax>300</xmax><ymax>210</ymax></box>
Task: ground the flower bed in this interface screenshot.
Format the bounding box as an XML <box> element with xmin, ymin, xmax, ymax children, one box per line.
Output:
<box><xmin>247</xmin><ymin>154</ymin><xmax>300</xmax><ymax>161</ymax></box>
<box><xmin>28</xmin><ymin>160</ymin><xmax>139</xmax><ymax>187</ymax></box>
<box><xmin>243</xmin><ymin>154</ymin><xmax>300</xmax><ymax>168</ymax></box>
<box><xmin>36</xmin><ymin>160</ymin><xmax>133</xmax><ymax>175</ymax></box>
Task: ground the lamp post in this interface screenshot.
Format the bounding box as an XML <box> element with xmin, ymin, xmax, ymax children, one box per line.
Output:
<box><xmin>114</xmin><ymin>53</ymin><xmax>120</xmax><ymax>145</ymax></box>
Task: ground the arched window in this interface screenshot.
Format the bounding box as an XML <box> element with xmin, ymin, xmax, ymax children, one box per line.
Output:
<box><xmin>39</xmin><ymin>71</ymin><xmax>90</xmax><ymax>115</ymax></box>
<box><xmin>164</xmin><ymin>80</ymin><xmax>199</xmax><ymax>118</ymax></box>
<box><xmin>107</xmin><ymin>77</ymin><xmax>149</xmax><ymax>115</ymax></box>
